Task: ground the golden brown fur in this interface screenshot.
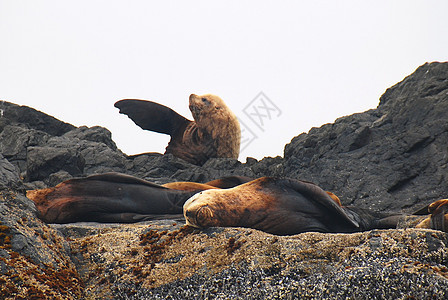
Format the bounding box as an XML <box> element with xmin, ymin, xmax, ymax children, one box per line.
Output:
<box><xmin>115</xmin><ymin>94</ymin><xmax>240</xmax><ymax>165</ymax></box>
<box><xmin>162</xmin><ymin>182</ymin><xmax>219</xmax><ymax>192</ymax></box>
<box><xmin>188</xmin><ymin>94</ymin><xmax>241</xmax><ymax>159</ymax></box>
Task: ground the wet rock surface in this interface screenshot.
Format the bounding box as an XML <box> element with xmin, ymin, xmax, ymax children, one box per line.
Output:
<box><xmin>54</xmin><ymin>223</ymin><xmax>448</xmax><ymax>299</ymax></box>
<box><xmin>1</xmin><ymin>62</ymin><xmax>448</xmax><ymax>298</ymax></box>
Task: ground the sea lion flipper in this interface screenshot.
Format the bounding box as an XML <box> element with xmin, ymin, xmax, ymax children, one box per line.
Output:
<box><xmin>80</xmin><ymin>172</ymin><xmax>166</xmax><ymax>189</ymax></box>
<box><xmin>114</xmin><ymin>99</ymin><xmax>191</xmax><ymax>136</ymax></box>
<box><xmin>94</xmin><ymin>213</ymin><xmax>185</xmax><ymax>223</ymax></box>
<box><xmin>284</xmin><ymin>178</ymin><xmax>360</xmax><ymax>228</ymax></box>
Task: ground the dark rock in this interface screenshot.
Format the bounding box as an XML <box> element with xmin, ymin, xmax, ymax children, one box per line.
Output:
<box><xmin>0</xmin><ymin>100</ymin><xmax>75</xmax><ymax>136</ymax></box>
<box><xmin>63</xmin><ymin>125</ymin><xmax>118</xmax><ymax>151</ymax></box>
<box><xmin>0</xmin><ymin>125</ymin><xmax>51</xmax><ymax>173</ymax></box>
<box><xmin>283</xmin><ymin>62</ymin><xmax>448</xmax><ymax>213</ymax></box>
<box><xmin>0</xmin><ymin>154</ymin><xmax>22</xmax><ymax>190</ymax></box>
<box><xmin>26</xmin><ymin>146</ymin><xmax>85</xmax><ymax>182</ymax></box>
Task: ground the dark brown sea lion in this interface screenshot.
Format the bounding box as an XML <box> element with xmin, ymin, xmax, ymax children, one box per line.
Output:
<box><xmin>114</xmin><ymin>94</ymin><xmax>241</xmax><ymax>165</ymax></box>
<box><xmin>27</xmin><ymin>173</ymin><xmax>251</xmax><ymax>223</ymax></box>
<box><xmin>183</xmin><ymin>177</ymin><xmax>438</xmax><ymax>236</ymax></box>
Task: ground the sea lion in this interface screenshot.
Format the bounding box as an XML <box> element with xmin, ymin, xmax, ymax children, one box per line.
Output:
<box><xmin>114</xmin><ymin>94</ymin><xmax>241</xmax><ymax>165</ymax></box>
<box><xmin>183</xmin><ymin>177</ymin><xmax>437</xmax><ymax>236</ymax></box>
<box><xmin>27</xmin><ymin>173</ymin><xmax>447</xmax><ymax>235</ymax></box>
<box><xmin>416</xmin><ymin>199</ymin><xmax>448</xmax><ymax>231</ymax></box>
<box><xmin>27</xmin><ymin>173</ymin><xmax>251</xmax><ymax>223</ymax></box>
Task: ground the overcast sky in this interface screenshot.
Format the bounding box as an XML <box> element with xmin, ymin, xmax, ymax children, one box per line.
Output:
<box><xmin>1</xmin><ymin>1</ymin><xmax>447</xmax><ymax>161</ymax></box>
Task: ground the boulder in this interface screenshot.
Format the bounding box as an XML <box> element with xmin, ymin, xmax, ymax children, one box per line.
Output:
<box><xmin>283</xmin><ymin>62</ymin><xmax>448</xmax><ymax>213</ymax></box>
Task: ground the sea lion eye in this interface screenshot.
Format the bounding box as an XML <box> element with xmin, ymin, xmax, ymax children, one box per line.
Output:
<box><xmin>201</xmin><ymin>98</ymin><xmax>209</xmax><ymax>103</ymax></box>
<box><xmin>196</xmin><ymin>206</ymin><xmax>213</xmax><ymax>227</ymax></box>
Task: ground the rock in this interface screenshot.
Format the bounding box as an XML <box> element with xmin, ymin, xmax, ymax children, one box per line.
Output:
<box><xmin>0</xmin><ymin>154</ymin><xmax>22</xmax><ymax>190</ymax></box>
<box><xmin>0</xmin><ymin>100</ymin><xmax>75</xmax><ymax>136</ymax></box>
<box><xmin>283</xmin><ymin>62</ymin><xmax>448</xmax><ymax>214</ymax></box>
<box><xmin>0</xmin><ymin>191</ymin><xmax>83</xmax><ymax>299</ymax></box>
<box><xmin>0</xmin><ymin>125</ymin><xmax>51</xmax><ymax>174</ymax></box>
<box><xmin>26</xmin><ymin>146</ymin><xmax>85</xmax><ymax>182</ymax></box>
<box><xmin>63</xmin><ymin>125</ymin><xmax>118</xmax><ymax>151</ymax></box>
<box><xmin>55</xmin><ymin>222</ymin><xmax>448</xmax><ymax>299</ymax></box>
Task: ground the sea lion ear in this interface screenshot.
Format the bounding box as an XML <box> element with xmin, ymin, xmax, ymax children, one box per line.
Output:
<box><xmin>114</xmin><ymin>99</ymin><xmax>191</xmax><ymax>136</ymax></box>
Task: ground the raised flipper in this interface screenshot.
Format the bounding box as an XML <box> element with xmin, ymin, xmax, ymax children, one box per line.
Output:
<box><xmin>27</xmin><ymin>172</ymin><xmax>197</xmax><ymax>224</ymax></box>
<box><xmin>114</xmin><ymin>99</ymin><xmax>191</xmax><ymax>136</ymax></box>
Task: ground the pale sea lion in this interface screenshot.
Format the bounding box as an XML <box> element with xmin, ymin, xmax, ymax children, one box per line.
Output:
<box><xmin>115</xmin><ymin>94</ymin><xmax>241</xmax><ymax>165</ymax></box>
<box><xmin>183</xmin><ymin>177</ymin><xmax>444</xmax><ymax>236</ymax></box>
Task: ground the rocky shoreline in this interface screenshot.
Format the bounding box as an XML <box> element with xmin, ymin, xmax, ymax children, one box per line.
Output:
<box><xmin>1</xmin><ymin>62</ymin><xmax>448</xmax><ymax>299</ymax></box>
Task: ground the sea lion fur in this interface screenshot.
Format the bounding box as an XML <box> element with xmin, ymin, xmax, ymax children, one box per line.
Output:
<box><xmin>183</xmin><ymin>177</ymin><xmax>361</xmax><ymax>235</ymax></box>
<box><xmin>114</xmin><ymin>94</ymin><xmax>241</xmax><ymax>165</ymax></box>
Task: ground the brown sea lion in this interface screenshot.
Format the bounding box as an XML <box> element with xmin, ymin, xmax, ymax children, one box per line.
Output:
<box><xmin>27</xmin><ymin>173</ymin><xmax>251</xmax><ymax>223</ymax></box>
<box><xmin>27</xmin><ymin>173</ymin><xmax>446</xmax><ymax>235</ymax></box>
<box><xmin>416</xmin><ymin>199</ymin><xmax>448</xmax><ymax>231</ymax></box>
<box><xmin>183</xmin><ymin>177</ymin><xmax>442</xmax><ymax>236</ymax></box>
<box><xmin>114</xmin><ymin>94</ymin><xmax>241</xmax><ymax>165</ymax></box>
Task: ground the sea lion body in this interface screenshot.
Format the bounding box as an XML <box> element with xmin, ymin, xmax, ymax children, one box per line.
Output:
<box><xmin>115</xmin><ymin>94</ymin><xmax>241</xmax><ymax>165</ymax></box>
<box><xmin>184</xmin><ymin>177</ymin><xmax>367</xmax><ymax>235</ymax></box>
<box><xmin>28</xmin><ymin>173</ymin><xmax>197</xmax><ymax>223</ymax></box>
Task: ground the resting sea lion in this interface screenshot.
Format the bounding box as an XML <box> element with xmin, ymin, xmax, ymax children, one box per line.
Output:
<box><xmin>115</xmin><ymin>94</ymin><xmax>241</xmax><ymax>165</ymax></box>
<box><xmin>27</xmin><ymin>173</ymin><xmax>446</xmax><ymax>235</ymax></box>
<box><xmin>27</xmin><ymin>173</ymin><xmax>252</xmax><ymax>223</ymax></box>
<box><xmin>183</xmin><ymin>177</ymin><xmax>441</xmax><ymax>236</ymax></box>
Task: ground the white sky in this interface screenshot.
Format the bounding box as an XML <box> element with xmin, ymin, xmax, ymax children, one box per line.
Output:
<box><xmin>1</xmin><ymin>1</ymin><xmax>447</xmax><ymax>161</ymax></box>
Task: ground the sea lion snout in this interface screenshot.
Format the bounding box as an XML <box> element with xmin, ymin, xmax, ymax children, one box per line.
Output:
<box><xmin>183</xmin><ymin>191</ymin><xmax>217</xmax><ymax>228</ymax></box>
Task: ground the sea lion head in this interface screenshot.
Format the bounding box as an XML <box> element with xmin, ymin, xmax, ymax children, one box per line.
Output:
<box><xmin>189</xmin><ymin>94</ymin><xmax>228</xmax><ymax>120</ymax></box>
<box><xmin>188</xmin><ymin>93</ymin><xmax>241</xmax><ymax>157</ymax></box>
<box><xmin>183</xmin><ymin>179</ymin><xmax>276</xmax><ymax>231</ymax></box>
<box><xmin>183</xmin><ymin>189</ymin><xmax>226</xmax><ymax>228</ymax></box>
